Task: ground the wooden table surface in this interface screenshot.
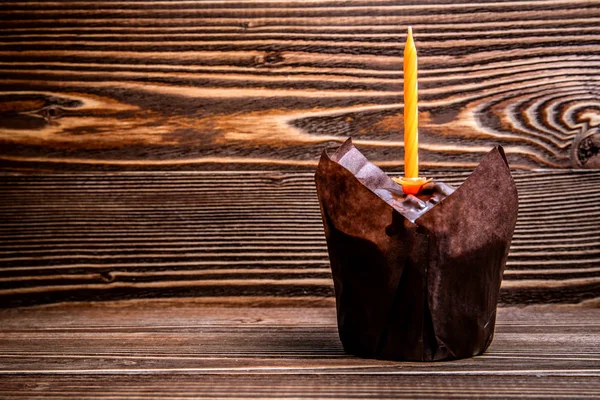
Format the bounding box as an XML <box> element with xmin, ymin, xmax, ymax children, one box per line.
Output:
<box><xmin>1</xmin><ymin>0</ymin><xmax>600</xmax><ymax>398</ymax></box>
<box><xmin>0</xmin><ymin>303</ymin><xmax>599</xmax><ymax>399</ymax></box>
<box><xmin>0</xmin><ymin>301</ymin><xmax>600</xmax><ymax>399</ymax></box>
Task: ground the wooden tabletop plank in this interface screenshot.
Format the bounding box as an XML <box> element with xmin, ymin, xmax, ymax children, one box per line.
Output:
<box><xmin>1</xmin><ymin>170</ymin><xmax>599</xmax><ymax>308</ymax></box>
<box><xmin>0</xmin><ymin>304</ymin><xmax>598</xmax><ymax>398</ymax></box>
<box><xmin>2</xmin><ymin>375</ymin><xmax>600</xmax><ymax>400</ymax></box>
<box><xmin>1</xmin><ymin>0</ymin><xmax>600</xmax><ymax>171</ymax></box>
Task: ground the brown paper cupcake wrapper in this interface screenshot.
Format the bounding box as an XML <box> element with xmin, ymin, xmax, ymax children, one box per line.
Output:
<box><xmin>315</xmin><ymin>139</ymin><xmax>518</xmax><ymax>361</ymax></box>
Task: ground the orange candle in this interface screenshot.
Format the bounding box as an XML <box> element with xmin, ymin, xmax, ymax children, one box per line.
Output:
<box><xmin>393</xmin><ymin>27</ymin><xmax>430</xmax><ymax>195</ymax></box>
<box><xmin>404</xmin><ymin>26</ymin><xmax>419</xmax><ymax>178</ymax></box>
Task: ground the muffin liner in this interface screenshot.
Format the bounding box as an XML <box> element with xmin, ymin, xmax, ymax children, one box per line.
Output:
<box><xmin>315</xmin><ymin>139</ymin><xmax>518</xmax><ymax>361</ymax></box>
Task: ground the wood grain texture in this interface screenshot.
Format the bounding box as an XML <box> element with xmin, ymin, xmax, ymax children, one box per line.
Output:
<box><xmin>1</xmin><ymin>170</ymin><xmax>599</xmax><ymax>308</ymax></box>
<box><xmin>0</xmin><ymin>304</ymin><xmax>598</xmax><ymax>398</ymax></box>
<box><xmin>1</xmin><ymin>0</ymin><xmax>600</xmax><ymax>171</ymax></box>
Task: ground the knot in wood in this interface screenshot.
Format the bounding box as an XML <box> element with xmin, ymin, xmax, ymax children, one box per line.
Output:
<box><xmin>36</xmin><ymin>105</ymin><xmax>65</xmax><ymax>121</ymax></box>
<box><xmin>574</xmin><ymin>127</ymin><xmax>600</xmax><ymax>168</ymax></box>
<box><xmin>253</xmin><ymin>52</ymin><xmax>284</xmax><ymax>68</ymax></box>
<box><xmin>264</xmin><ymin>52</ymin><xmax>284</xmax><ymax>65</ymax></box>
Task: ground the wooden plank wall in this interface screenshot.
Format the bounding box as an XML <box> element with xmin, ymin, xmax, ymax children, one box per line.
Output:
<box><xmin>0</xmin><ymin>1</ymin><xmax>599</xmax><ymax>308</ymax></box>
<box><xmin>0</xmin><ymin>0</ymin><xmax>599</xmax><ymax>171</ymax></box>
<box><xmin>1</xmin><ymin>170</ymin><xmax>599</xmax><ymax>308</ymax></box>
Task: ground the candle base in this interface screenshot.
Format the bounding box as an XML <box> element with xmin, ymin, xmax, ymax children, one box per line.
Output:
<box><xmin>392</xmin><ymin>176</ymin><xmax>432</xmax><ymax>195</ymax></box>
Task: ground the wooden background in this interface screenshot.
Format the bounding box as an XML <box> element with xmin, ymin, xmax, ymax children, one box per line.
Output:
<box><xmin>1</xmin><ymin>0</ymin><xmax>600</xmax><ymax>171</ymax></box>
<box><xmin>1</xmin><ymin>2</ymin><xmax>600</xmax><ymax>398</ymax></box>
<box><xmin>1</xmin><ymin>0</ymin><xmax>600</xmax><ymax>308</ymax></box>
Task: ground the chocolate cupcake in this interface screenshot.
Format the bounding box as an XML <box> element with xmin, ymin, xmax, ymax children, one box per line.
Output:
<box><xmin>315</xmin><ymin>138</ymin><xmax>518</xmax><ymax>361</ymax></box>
